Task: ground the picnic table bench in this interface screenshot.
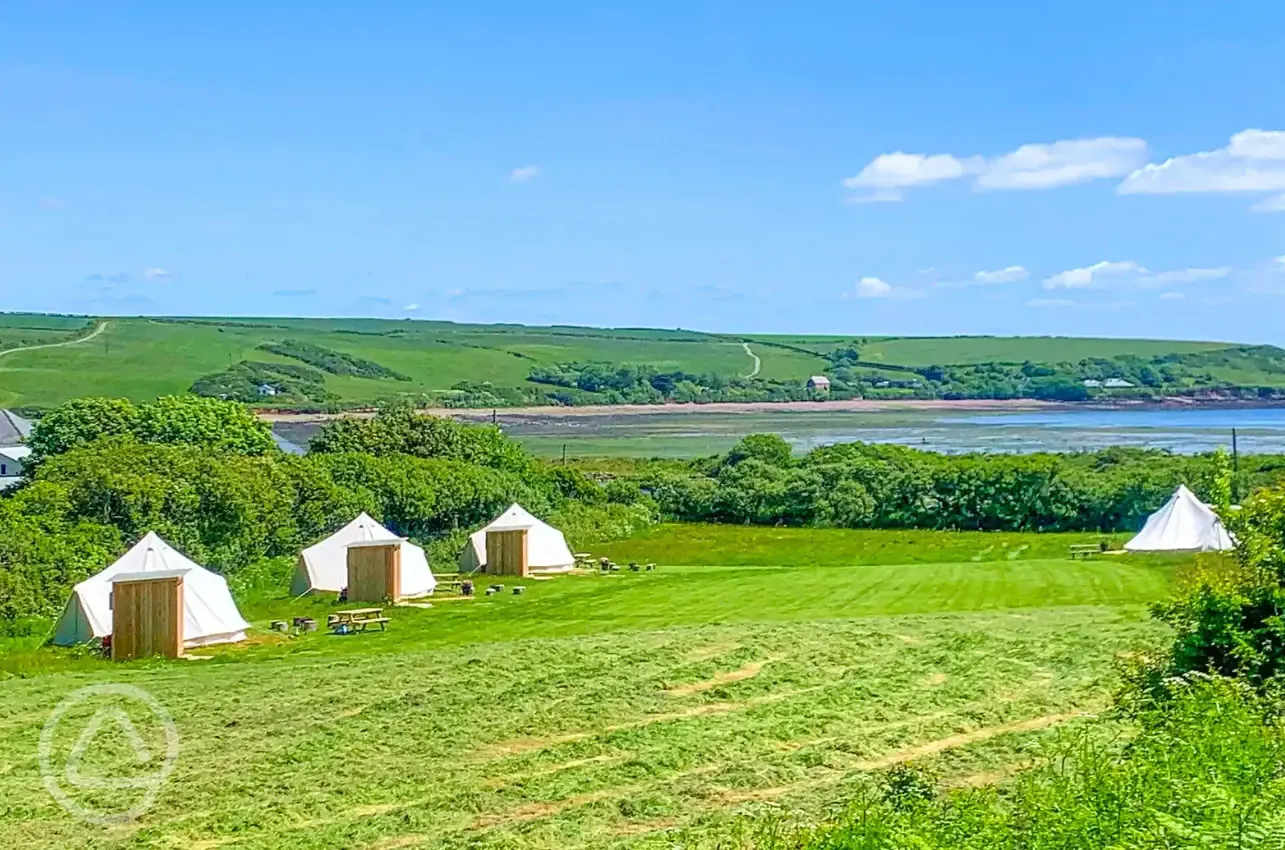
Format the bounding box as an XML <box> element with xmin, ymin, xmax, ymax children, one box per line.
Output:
<box><xmin>1069</xmin><ymin>544</ymin><xmax>1102</xmax><ymax>560</ymax></box>
<box><xmin>328</xmin><ymin>607</ymin><xmax>390</xmax><ymax>633</ymax></box>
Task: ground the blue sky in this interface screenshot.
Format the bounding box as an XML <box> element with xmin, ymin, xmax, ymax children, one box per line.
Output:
<box><xmin>1</xmin><ymin>2</ymin><xmax>1283</xmax><ymax>341</ymax></box>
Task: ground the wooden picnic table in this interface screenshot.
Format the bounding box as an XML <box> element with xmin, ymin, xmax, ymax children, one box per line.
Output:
<box><xmin>1069</xmin><ymin>544</ymin><xmax>1101</xmax><ymax>560</ymax></box>
<box><xmin>328</xmin><ymin>607</ymin><xmax>390</xmax><ymax>633</ymax></box>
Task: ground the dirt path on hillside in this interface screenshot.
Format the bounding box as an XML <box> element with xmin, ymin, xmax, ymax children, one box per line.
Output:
<box><xmin>0</xmin><ymin>320</ymin><xmax>109</xmax><ymax>360</ymax></box>
<box><xmin>741</xmin><ymin>342</ymin><xmax>761</xmax><ymax>378</ymax></box>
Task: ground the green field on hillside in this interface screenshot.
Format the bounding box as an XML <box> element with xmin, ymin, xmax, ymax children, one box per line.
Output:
<box><xmin>852</xmin><ymin>336</ymin><xmax>1228</xmax><ymax>367</ymax></box>
<box><xmin>0</xmin><ymin>316</ymin><xmax>825</xmax><ymax>409</ymax></box>
<box><xmin>0</xmin><ymin>315</ymin><xmax>92</xmax><ymax>357</ymax></box>
<box><xmin>0</xmin><ymin>525</ymin><xmax>1180</xmax><ymax>849</ymax></box>
<box><xmin>2</xmin><ymin>313</ymin><xmax>1275</xmax><ymax>410</ymax></box>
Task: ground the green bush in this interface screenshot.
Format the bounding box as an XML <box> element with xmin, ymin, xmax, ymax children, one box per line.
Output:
<box><xmin>27</xmin><ymin>395</ymin><xmax>275</xmax><ymax>461</ymax></box>
<box><xmin>259</xmin><ymin>339</ymin><xmax>410</xmax><ymax>381</ymax></box>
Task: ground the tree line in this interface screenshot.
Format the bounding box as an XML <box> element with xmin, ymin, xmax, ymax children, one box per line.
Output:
<box><xmin>5</xmin><ymin>396</ymin><xmax>1284</xmax><ymax>629</ymax></box>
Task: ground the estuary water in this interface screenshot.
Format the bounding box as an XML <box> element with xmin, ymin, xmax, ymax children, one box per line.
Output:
<box><xmin>493</xmin><ymin>405</ymin><xmax>1285</xmax><ymax>457</ymax></box>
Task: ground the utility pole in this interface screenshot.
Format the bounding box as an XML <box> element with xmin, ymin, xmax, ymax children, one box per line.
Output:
<box><xmin>562</xmin><ymin>443</ymin><xmax>567</xmax><ymax>465</ymax></box>
<box><xmin>1232</xmin><ymin>427</ymin><xmax>1240</xmax><ymax>502</ymax></box>
<box><xmin>492</xmin><ymin>408</ymin><xmax>498</xmax><ymax>425</ymax></box>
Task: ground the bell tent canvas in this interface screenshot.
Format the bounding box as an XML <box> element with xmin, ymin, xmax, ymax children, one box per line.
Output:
<box><xmin>53</xmin><ymin>532</ymin><xmax>250</xmax><ymax>648</ymax></box>
<box><xmin>1125</xmin><ymin>485</ymin><xmax>1235</xmax><ymax>553</ymax></box>
<box><xmin>460</xmin><ymin>504</ymin><xmax>575</xmax><ymax>573</ymax></box>
<box><xmin>291</xmin><ymin>512</ymin><xmax>435</xmax><ymax>597</ymax></box>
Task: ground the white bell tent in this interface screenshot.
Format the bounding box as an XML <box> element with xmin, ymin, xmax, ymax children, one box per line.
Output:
<box><xmin>53</xmin><ymin>532</ymin><xmax>250</xmax><ymax>648</ymax></box>
<box><xmin>1125</xmin><ymin>485</ymin><xmax>1235</xmax><ymax>553</ymax></box>
<box><xmin>460</xmin><ymin>504</ymin><xmax>575</xmax><ymax>573</ymax></box>
<box><xmin>291</xmin><ymin>512</ymin><xmax>435</xmax><ymax>597</ymax></box>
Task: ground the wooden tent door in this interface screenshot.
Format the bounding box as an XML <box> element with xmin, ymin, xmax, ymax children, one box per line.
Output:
<box><xmin>347</xmin><ymin>543</ymin><xmax>402</xmax><ymax>602</ymax></box>
<box><xmin>486</xmin><ymin>529</ymin><xmax>529</xmax><ymax>576</ymax></box>
<box><xmin>112</xmin><ymin>576</ymin><xmax>184</xmax><ymax>661</ymax></box>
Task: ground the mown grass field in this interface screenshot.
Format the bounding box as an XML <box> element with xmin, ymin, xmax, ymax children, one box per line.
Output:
<box><xmin>0</xmin><ymin>313</ymin><xmax>1264</xmax><ymax>409</ymax></box>
<box><xmin>0</xmin><ymin>314</ymin><xmax>91</xmax><ymax>359</ymax></box>
<box><xmin>0</xmin><ymin>316</ymin><xmax>824</xmax><ymax>409</ymax></box>
<box><xmin>0</xmin><ymin>526</ymin><xmax>1182</xmax><ymax>849</ymax></box>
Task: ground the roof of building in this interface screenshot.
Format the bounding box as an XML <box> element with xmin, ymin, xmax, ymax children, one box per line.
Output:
<box><xmin>0</xmin><ymin>410</ymin><xmax>32</xmax><ymax>445</ymax></box>
<box><xmin>0</xmin><ymin>446</ymin><xmax>32</xmax><ymax>462</ymax></box>
<box><xmin>271</xmin><ymin>431</ymin><xmax>307</xmax><ymax>456</ymax></box>
<box><xmin>808</xmin><ymin>375</ymin><xmax>831</xmax><ymax>384</ymax></box>
<box><xmin>1103</xmin><ymin>378</ymin><xmax>1135</xmax><ymax>388</ymax></box>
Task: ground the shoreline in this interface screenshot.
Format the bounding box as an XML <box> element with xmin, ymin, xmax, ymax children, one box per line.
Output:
<box><xmin>261</xmin><ymin>396</ymin><xmax>1285</xmax><ymax>424</ymax></box>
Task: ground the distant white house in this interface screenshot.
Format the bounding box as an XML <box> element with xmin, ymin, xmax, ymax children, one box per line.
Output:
<box><xmin>256</xmin><ymin>384</ymin><xmax>279</xmax><ymax>397</ymax></box>
<box><xmin>1103</xmin><ymin>378</ymin><xmax>1135</xmax><ymax>389</ymax></box>
<box><xmin>807</xmin><ymin>375</ymin><xmax>831</xmax><ymax>391</ymax></box>
<box><xmin>0</xmin><ymin>445</ymin><xmax>31</xmax><ymax>492</ymax></box>
<box><xmin>1082</xmin><ymin>379</ymin><xmax>1103</xmax><ymax>388</ymax></box>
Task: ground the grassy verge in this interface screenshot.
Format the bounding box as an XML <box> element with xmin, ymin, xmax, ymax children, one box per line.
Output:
<box><xmin>591</xmin><ymin>523</ymin><xmax>1139</xmax><ymax>567</ymax></box>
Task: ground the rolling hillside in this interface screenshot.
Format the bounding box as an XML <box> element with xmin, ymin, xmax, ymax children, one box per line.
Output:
<box><xmin>1</xmin><ymin>313</ymin><xmax>1282</xmax><ymax>410</ymax></box>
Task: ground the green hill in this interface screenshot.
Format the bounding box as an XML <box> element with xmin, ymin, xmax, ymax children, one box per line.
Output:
<box><xmin>2</xmin><ymin>314</ymin><xmax>1283</xmax><ymax>410</ymax></box>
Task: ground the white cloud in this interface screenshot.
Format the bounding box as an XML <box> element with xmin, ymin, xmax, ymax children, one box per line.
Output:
<box><xmin>1026</xmin><ymin>298</ymin><xmax>1078</xmax><ymax>308</ymax></box>
<box><xmin>977</xmin><ymin>138</ymin><xmax>1148</xmax><ymax>190</ymax></box>
<box><xmin>853</xmin><ymin>276</ymin><xmax>893</xmax><ymax>298</ymax></box>
<box><xmin>1119</xmin><ymin>129</ymin><xmax>1285</xmax><ymax>198</ymax></box>
<box><xmin>1160</xmin><ymin>291</ymin><xmax>1186</xmax><ymax>301</ymax></box>
<box><xmin>143</xmin><ymin>267</ymin><xmax>173</xmax><ymax>281</ymax></box>
<box><xmin>1136</xmin><ymin>266</ymin><xmax>1232</xmax><ymax>287</ymax></box>
<box><xmin>1250</xmin><ymin>193</ymin><xmax>1285</xmax><ymax>213</ymax></box>
<box><xmin>843</xmin><ymin>137</ymin><xmax>1146</xmax><ymax>201</ymax></box>
<box><xmin>842</xmin><ymin>153</ymin><xmax>973</xmax><ymax>194</ymax></box>
<box><xmin>1043</xmin><ymin>260</ymin><xmax>1146</xmax><ymax>289</ymax></box>
<box><xmin>403</xmin><ymin>303</ymin><xmax>420</xmax><ymax>311</ymax></box>
<box><xmin>843</xmin><ymin>276</ymin><xmax>925</xmax><ymax>300</ymax></box>
<box><xmin>973</xmin><ymin>265</ymin><xmax>1029</xmax><ymax>284</ymax></box>
<box><xmin>509</xmin><ymin>165</ymin><xmax>542</xmax><ymax>183</ymax></box>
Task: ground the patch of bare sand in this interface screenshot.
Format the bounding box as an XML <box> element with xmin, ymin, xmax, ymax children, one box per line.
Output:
<box><xmin>923</xmin><ymin>672</ymin><xmax>948</xmax><ymax>687</ymax></box>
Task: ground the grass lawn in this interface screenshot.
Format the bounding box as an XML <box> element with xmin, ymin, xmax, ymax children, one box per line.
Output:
<box><xmin>0</xmin><ymin>527</ymin><xmax>1182</xmax><ymax>843</ymax></box>
<box><xmin>591</xmin><ymin>523</ymin><xmax>1140</xmax><ymax>567</ymax></box>
<box><xmin>0</xmin><ymin>527</ymin><xmax>1182</xmax><ymax>849</ymax></box>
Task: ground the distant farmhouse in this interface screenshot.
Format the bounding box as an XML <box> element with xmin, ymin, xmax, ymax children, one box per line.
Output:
<box><xmin>0</xmin><ymin>410</ymin><xmax>33</xmax><ymax>492</ymax></box>
<box><xmin>807</xmin><ymin>375</ymin><xmax>831</xmax><ymax>391</ymax></box>
<box><xmin>1083</xmin><ymin>378</ymin><xmax>1135</xmax><ymax>389</ymax></box>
